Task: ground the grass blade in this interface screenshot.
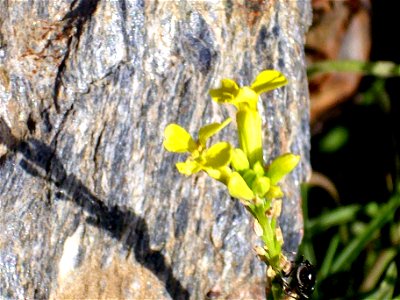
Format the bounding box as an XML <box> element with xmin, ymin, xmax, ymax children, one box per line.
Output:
<box><xmin>307</xmin><ymin>60</ymin><xmax>400</xmax><ymax>78</ymax></box>
<box><xmin>361</xmin><ymin>262</ymin><xmax>397</xmax><ymax>300</ymax></box>
<box><xmin>331</xmin><ymin>194</ymin><xmax>400</xmax><ymax>274</ymax></box>
<box><xmin>306</xmin><ymin>204</ymin><xmax>361</xmax><ymax>235</ymax></box>
<box><xmin>319</xmin><ymin>234</ymin><xmax>340</xmax><ymax>281</ymax></box>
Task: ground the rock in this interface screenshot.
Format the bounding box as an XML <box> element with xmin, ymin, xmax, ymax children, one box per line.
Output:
<box><xmin>0</xmin><ymin>1</ymin><xmax>312</xmax><ymax>298</ymax></box>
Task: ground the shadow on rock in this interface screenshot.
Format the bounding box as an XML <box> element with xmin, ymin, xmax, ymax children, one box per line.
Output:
<box><xmin>0</xmin><ymin>117</ymin><xmax>189</xmax><ymax>300</ymax></box>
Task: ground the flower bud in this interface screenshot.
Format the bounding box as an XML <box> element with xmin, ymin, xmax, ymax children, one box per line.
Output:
<box><xmin>267</xmin><ymin>153</ymin><xmax>300</xmax><ymax>185</ymax></box>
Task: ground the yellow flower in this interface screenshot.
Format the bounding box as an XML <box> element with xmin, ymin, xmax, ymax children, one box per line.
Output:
<box><xmin>210</xmin><ymin>70</ymin><xmax>287</xmax><ymax>109</ymax></box>
<box><xmin>210</xmin><ymin>70</ymin><xmax>287</xmax><ymax>167</ymax></box>
<box><xmin>163</xmin><ymin>119</ymin><xmax>233</xmax><ymax>182</ymax></box>
<box><xmin>162</xmin><ymin>69</ymin><xmax>303</xmax><ymax>280</ymax></box>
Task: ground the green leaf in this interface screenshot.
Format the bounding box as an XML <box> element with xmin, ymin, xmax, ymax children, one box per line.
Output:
<box><xmin>319</xmin><ymin>126</ymin><xmax>349</xmax><ymax>153</ymax></box>
<box><xmin>198</xmin><ymin>118</ymin><xmax>232</xmax><ymax>147</ymax></box>
<box><xmin>250</xmin><ymin>70</ymin><xmax>288</xmax><ymax>94</ymax></box>
<box><xmin>228</xmin><ymin>172</ymin><xmax>255</xmax><ymax>201</ymax></box>
<box><xmin>203</xmin><ymin>142</ymin><xmax>232</xmax><ymax>168</ymax></box>
<box><xmin>266</xmin><ymin>153</ymin><xmax>300</xmax><ymax>185</ymax></box>
<box><xmin>163</xmin><ymin>124</ymin><xmax>197</xmax><ymax>153</ymax></box>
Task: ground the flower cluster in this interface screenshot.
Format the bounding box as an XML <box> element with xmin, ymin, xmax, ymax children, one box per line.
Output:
<box><xmin>163</xmin><ymin>70</ymin><xmax>300</xmax><ymax>285</ymax></box>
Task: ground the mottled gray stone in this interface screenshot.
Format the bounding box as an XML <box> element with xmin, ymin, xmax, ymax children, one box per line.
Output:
<box><xmin>0</xmin><ymin>1</ymin><xmax>312</xmax><ymax>299</ymax></box>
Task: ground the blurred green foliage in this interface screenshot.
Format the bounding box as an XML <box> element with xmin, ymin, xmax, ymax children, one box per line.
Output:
<box><xmin>301</xmin><ymin>60</ymin><xmax>400</xmax><ymax>299</ymax></box>
<box><xmin>319</xmin><ymin>126</ymin><xmax>349</xmax><ymax>153</ymax></box>
<box><xmin>301</xmin><ymin>187</ymin><xmax>400</xmax><ymax>299</ymax></box>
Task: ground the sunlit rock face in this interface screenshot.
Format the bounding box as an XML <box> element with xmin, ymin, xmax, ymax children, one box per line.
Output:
<box><xmin>0</xmin><ymin>1</ymin><xmax>311</xmax><ymax>299</ymax></box>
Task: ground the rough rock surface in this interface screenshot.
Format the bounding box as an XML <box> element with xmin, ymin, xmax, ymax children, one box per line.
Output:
<box><xmin>0</xmin><ymin>1</ymin><xmax>312</xmax><ymax>299</ymax></box>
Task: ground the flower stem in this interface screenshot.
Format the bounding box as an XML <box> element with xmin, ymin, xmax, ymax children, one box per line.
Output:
<box><xmin>254</xmin><ymin>201</ymin><xmax>279</xmax><ymax>268</ymax></box>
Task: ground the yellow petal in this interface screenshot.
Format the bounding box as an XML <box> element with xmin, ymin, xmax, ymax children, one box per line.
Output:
<box><xmin>228</xmin><ymin>172</ymin><xmax>255</xmax><ymax>201</ymax></box>
<box><xmin>198</xmin><ymin>118</ymin><xmax>232</xmax><ymax>147</ymax></box>
<box><xmin>209</xmin><ymin>79</ymin><xmax>239</xmax><ymax>104</ymax></box>
<box><xmin>163</xmin><ymin>124</ymin><xmax>197</xmax><ymax>153</ymax></box>
<box><xmin>250</xmin><ymin>70</ymin><xmax>288</xmax><ymax>95</ymax></box>
<box><xmin>203</xmin><ymin>142</ymin><xmax>232</xmax><ymax>168</ymax></box>
<box><xmin>204</xmin><ymin>166</ymin><xmax>232</xmax><ymax>183</ymax></box>
<box><xmin>176</xmin><ymin>160</ymin><xmax>201</xmax><ymax>175</ymax></box>
<box><xmin>234</xmin><ymin>86</ymin><xmax>259</xmax><ymax>111</ymax></box>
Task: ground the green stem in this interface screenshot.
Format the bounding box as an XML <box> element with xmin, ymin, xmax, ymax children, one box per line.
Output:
<box><xmin>254</xmin><ymin>203</ymin><xmax>279</xmax><ymax>268</ymax></box>
<box><xmin>307</xmin><ymin>60</ymin><xmax>400</xmax><ymax>78</ymax></box>
<box><xmin>270</xmin><ymin>279</ymin><xmax>284</xmax><ymax>299</ymax></box>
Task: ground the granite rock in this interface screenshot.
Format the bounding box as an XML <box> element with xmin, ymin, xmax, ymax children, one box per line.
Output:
<box><xmin>0</xmin><ymin>1</ymin><xmax>311</xmax><ymax>299</ymax></box>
